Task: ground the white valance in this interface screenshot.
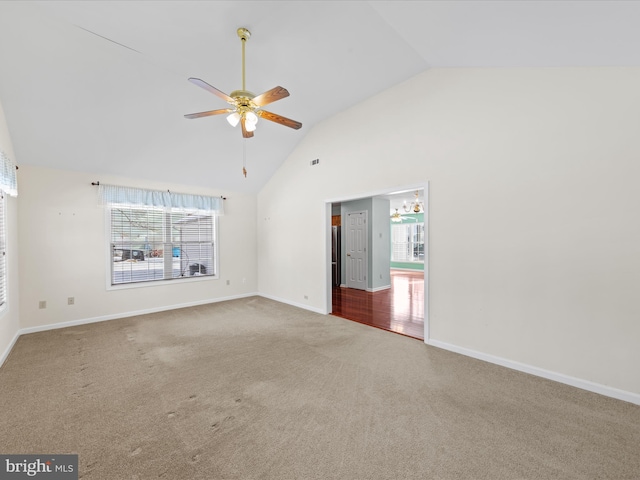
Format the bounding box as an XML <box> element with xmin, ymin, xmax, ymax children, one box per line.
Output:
<box><xmin>98</xmin><ymin>183</ymin><xmax>224</xmax><ymax>214</ymax></box>
<box><xmin>0</xmin><ymin>150</ymin><xmax>18</xmax><ymax>197</ymax></box>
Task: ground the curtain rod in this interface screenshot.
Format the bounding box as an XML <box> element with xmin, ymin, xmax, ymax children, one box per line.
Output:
<box><xmin>90</xmin><ymin>181</ymin><xmax>227</xmax><ymax>200</ymax></box>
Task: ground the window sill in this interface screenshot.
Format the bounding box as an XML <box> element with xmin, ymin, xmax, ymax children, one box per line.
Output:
<box><xmin>106</xmin><ymin>274</ymin><xmax>219</xmax><ymax>291</ymax></box>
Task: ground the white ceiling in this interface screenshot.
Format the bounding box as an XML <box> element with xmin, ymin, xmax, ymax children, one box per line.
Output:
<box><xmin>1</xmin><ymin>1</ymin><xmax>639</xmax><ymax>194</ymax></box>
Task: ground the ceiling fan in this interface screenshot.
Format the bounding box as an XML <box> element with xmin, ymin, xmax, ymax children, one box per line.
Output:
<box><xmin>390</xmin><ymin>209</ymin><xmax>416</xmax><ymax>223</ymax></box>
<box><xmin>184</xmin><ymin>27</ymin><xmax>302</xmax><ymax>139</ymax></box>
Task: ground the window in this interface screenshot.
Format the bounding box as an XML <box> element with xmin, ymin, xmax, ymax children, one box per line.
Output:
<box><xmin>391</xmin><ymin>223</ymin><xmax>425</xmax><ymax>263</ymax></box>
<box><xmin>0</xmin><ymin>150</ymin><xmax>17</xmax><ymax>309</ymax></box>
<box><xmin>99</xmin><ymin>184</ymin><xmax>223</xmax><ymax>287</ymax></box>
<box><xmin>0</xmin><ymin>193</ymin><xmax>6</xmax><ymax>307</ymax></box>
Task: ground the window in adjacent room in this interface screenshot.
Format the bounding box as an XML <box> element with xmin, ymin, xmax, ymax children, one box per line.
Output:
<box><xmin>391</xmin><ymin>222</ymin><xmax>425</xmax><ymax>263</ymax></box>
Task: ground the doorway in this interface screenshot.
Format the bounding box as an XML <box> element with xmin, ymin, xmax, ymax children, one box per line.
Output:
<box><xmin>325</xmin><ymin>184</ymin><xmax>429</xmax><ymax>341</ymax></box>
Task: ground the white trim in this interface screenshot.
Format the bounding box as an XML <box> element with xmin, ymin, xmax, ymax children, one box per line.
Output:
<box><xmin>19</xmin><ymin>293</ymin><xmax>257</xmax><ymax>335</ymax></box>
<box><xmin>324</xmin><ymin>182</ymin><xmax>428</xmax><ymax>205</ymax></box>
<box><xmin>259</xmin><ymin>293</ymin><xmax>327</xmax><ymax>315</ymax></box>
<box><xmin>5</xmin><ymin>294</ymin><xmax>637</xmax><ymax>406</ymax></box>
<box><xmin>367</xmin><ymin>285</ymin><xmax>391</xmax><ymax>292</ymax></box>
<box><xmin>324</xmin><ymin>202</ymin><xmax>333</xmax><ymax>314</ymax></box>
<box><xmin>0</xmin><ymin>329</ymin><xmax>20</xmax><ymax>368</ymax></box>
<box><xmin>423</xmin><ymin>182</ymin><xmax>429</xmax><ymax>341</ymax></box>
<box><xmin>106</xmin><ymin>272</ymin><xmax>219</xmax><ymax>291</ymax></box>
<box><xmin>426</xmin><ymin>338</ymin><xmax>640</xmax><ymax>406</ymax></box>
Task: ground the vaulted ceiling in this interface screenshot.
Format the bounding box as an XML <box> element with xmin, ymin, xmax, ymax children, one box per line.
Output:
<box><xmin>1</xmin><ymin>1</ymin><xmax>639</xmax><ymax>193</ymax></box>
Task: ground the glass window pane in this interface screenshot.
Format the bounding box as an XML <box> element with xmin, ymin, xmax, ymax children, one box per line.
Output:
<box><xmin>109</xmin><ymin>206</ymin><xmax>216</xmax><ymax>285</ymax></box>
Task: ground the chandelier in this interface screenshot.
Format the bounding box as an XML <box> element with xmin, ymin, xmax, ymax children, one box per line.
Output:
<box><xmin>403</xmin><ymin>191</ymin><xmax>424</xmax><ymax>213</ymax></box>
<box><xmin>390</xmin><ymin>209</ymin><xmax>403</xmax><ymax>223</ymax></box>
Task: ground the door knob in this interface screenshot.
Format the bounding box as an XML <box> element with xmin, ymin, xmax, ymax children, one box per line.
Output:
<box><xmin>347</xmin><ymin>253</ymin><xmax>351</xmax><ymax>256</ymax></box>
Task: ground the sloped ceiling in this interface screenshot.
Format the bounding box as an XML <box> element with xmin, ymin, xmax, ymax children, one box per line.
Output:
<box><xmin>1</xmin><ymin>1</ymin><xmax>639</xmax><ymax>193</ymax></box>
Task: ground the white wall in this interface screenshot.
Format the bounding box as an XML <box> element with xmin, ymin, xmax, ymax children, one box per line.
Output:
<box><xmin>0</xmin><ymin>98</ymin><xmax>20</xmax><ymax>364</ymax></box>
<box><xmin>18</xmin><ymin>165</ymin><xmax>258</xmax><ymax>330</ymax></box>
<box><xmin>258</xmin><ymin>67</ymin><xmax>640</xmax><ymax>396</ymax></box>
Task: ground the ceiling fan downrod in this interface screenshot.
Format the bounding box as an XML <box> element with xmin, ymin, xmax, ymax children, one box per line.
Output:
<box><xmin>237</xmin><ymin>27</ymin><xmax>250</xmax><ymax>92</ymax></box>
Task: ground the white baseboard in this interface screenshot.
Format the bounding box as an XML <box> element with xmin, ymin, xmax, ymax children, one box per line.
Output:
<box><xmin>8</xmin><ymin>296</ymin><xmax>638</xmax><ymax>406</ymax></box>
<box><xmin>0</xmin><ymin>330</ymin><xmax>20</xmax><ymax>369</ymax></box>
<box><xmin>367</xmin><ymin>285</ymin><xmax>391</xmax><ymax>292</ymax></box>
<box><xmin>426</xmin><ymin>338</ymin><xmax>640</xmax><ymax>406</ymax></box>
<box><xmin>19</xmin><ymin>293</ymin><xmax>258</xmax><ymax>336</ymax></box>
<box><xmin>258</xmin><ymin>293</ymin><xmax>326</xmax><ymax>315</ymax></box>
<box><xmin>335</xmin><ymin>284</ymin><xmax>390</xmax><ymax>293</ymax></box>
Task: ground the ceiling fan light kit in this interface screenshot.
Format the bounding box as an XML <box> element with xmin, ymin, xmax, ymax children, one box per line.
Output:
<box><xmin>391</xmin><ymin>209</ymin><xmax>403</xmax><ymax>223</ymax></box>
<box><xmin>184</xmin><ymin>27</ymin><xmax>302</xmax><ymax>140</ymax></box>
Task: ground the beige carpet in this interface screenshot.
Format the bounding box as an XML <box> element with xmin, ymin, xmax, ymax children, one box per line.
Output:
<box><xmin>1</xmin><ymin>297</ymin><xmax>638</xmax><ymax>479</ymax></box>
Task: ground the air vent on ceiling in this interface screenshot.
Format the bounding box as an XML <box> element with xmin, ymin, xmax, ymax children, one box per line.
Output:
<box><xmin>310</xmin><ymin>159</ymin><xmax>320</xmax><ymax>166</ymax></box>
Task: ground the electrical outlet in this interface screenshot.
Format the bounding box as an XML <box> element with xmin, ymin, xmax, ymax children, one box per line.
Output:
<box><xmin>39</xmin><ymin>301</ymin><xmax>46</xmax><ymax>309</ymax></box>
<box><xmin>304</xmin><ymin>295</ymin><xmax>308</xmax><ymax>300</ymax></box>
<box><xmin>226</xmin><ymin>280</ymin><xmax>230</xmax><ymax>285</ymax></box>
<box><xmin>68</xmin><ymin>297</ymin><xmax>75</xmax><ymax>305</ymax></box>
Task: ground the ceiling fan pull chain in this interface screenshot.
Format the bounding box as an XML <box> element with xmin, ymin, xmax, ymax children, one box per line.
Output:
<box><xmin>242</xmin><ymin>138</ymin><xmax>247</xmax><ymax>177</ymax></box>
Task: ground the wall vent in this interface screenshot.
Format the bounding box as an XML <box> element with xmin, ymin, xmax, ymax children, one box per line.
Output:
<box><xmin>310</xmin><ymin>159</ymin><xmax>320</xmax><ymax>166</ymax></box>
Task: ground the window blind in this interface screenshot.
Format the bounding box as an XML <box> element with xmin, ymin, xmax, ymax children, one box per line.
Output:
<box><xmin>109</xmin><ymin>205</ymin><xmax>216</xmax><ymax>285</ymax></box>
<box><xmin>98</xmin><ymin>184</ymin><xmax>220</xmax><ymax>286</ymax></box>
<box><xmin>0</xmin><ymin>193</ymin><xmax>6</xmax><ymax>306</ymax></box>
<box><xmin>0</xmin><ymin>149</ymin><xmax>15</xmax><ymax>308</ymax></box>
<box><xmin>0</xmin><ymin>150</ymin><xmax>18</xmax><ymax>197</ymax></box>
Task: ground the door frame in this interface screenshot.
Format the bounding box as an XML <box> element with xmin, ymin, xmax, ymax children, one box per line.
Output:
<box><xmin>324</xmin><ymin>182</ymin><xmax>430</xmax><ymax>343</ymax></box>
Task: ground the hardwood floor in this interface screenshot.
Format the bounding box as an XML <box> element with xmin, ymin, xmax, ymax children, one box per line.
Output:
<box><xmin>331</xmin><ymin>269</ymin><xmax>425</xmax><ymax>340</ymax></box>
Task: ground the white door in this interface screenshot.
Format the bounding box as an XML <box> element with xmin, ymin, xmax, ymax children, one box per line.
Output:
<box><xmin>346</xmin><ymin>211</ymin><xmax>367</xmax><ymax>290</ymax></box>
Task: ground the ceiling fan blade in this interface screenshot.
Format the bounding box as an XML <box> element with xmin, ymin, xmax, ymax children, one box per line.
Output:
<box><xmin>240</xmin><ymin>116</ymin><xmax>254</xmax><ymax>138</ymax></box>
<box><xmin>184</xmin><ymin>108</ymin><xmax>234</xmax><ymax>119</ymax></box>
<box><xmin>188</xmin><ymin>78</ymin><xmax>234</xmax><ymax>103</ymax></box>
<box><xmin>252</xmin><ymin>86</ymin><xmax>290</xmax><ymax>107</ymax></box>
<box><xmin>257</xmin><ymin>110</ymin><xmax>302</xmax><ymax>130</ymax></box>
